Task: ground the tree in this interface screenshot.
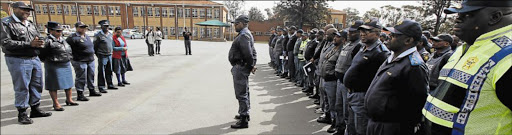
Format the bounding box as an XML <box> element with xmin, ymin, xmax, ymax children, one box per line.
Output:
<box><xmin>264</xmin><ymin>8</ymin><xmax>274</xmax><ymax>20</ymax></box>
<box><xmin>248</xmin><ymin>7</ymin><xmax>265</xmax><ymax>22</ymax></box>
<box><xmin>224</xmin><ymin>0</ymin><xmax>246</xmax><ymax>21</ymax></box>
<box><xmin>380</xmin><ymin>5</ymin><xmax>403</xmax><ymax>27</ymax></box>
<box><xmin>343</xmin><ymin>7</ymin><xmax>362</xmax><ymax>27</ymax></box>
<box><xmin>421</xmin><ymin>0</ymin><xmax>461</xmax><ymax>35</ymax></box>
<box><xmin>362</xmin><ymin>8</ymin><xmax>381</xmax><ymax>22</ymax></box>
<box><xmin>0</xmin><ymin>11</ymin><xmax>8</xmax><ymax>18</ymax></box>
<box><xmin>273</xmin><ymin>0</ymin><xmax>329</xmax><ymax>29</ymax></box>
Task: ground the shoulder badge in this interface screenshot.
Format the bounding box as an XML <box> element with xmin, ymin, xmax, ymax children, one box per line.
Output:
<box><xmin>462</xmin><ymin>57</ymin><xmax>478</xmax><ymax>70</ymax></box>
<box><xmin>380</xmin><ymin>43</ymin><xmax>389</xmax><ymax>52</ymax></box>
<box><xmin>491</xmin><ymin>36</ymin><xmax>512</xmax><ymax>48</ymax></box>
<box><xmin>409</xmin><ymin>52</ymin><xmax>424</xmax><ymax>66</ymax></box>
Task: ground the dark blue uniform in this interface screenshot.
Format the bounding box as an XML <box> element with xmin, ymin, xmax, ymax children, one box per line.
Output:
<box><xmin>67</xmin><ymin>33</ymin><xmax>96</xmax><ymax>92</ymax></box>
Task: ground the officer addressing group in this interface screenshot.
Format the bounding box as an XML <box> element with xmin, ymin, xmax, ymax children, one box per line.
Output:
<box><xmin>94</xmin><ymin>20</ymin><xmax>117</xmax><ymax>93</ymax></box>
<box><xmin>228</xmin><ymin>15</ymin><xmax>257</xmax><ymax>129</ymax></box>
<box><xmin>0</xmin><ymin>1</ymin><xmax>53</xmax><ymax>124</ymax></box>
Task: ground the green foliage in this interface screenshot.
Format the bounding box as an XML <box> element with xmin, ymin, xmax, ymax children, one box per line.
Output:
<box><xmin>273</xmin><ymin>0</ymin><xmax>329</xmax><ymax>29</ymax></box>
<box><xmin>0</xmin><ymin>10</ymin><xmax>8</xmax><ymax>18</ymax></box>
<box><xmin>343</xmin><ymin>7</ymin><xmax>361</xmax><ymax>27</ymax></box>
<box><xmin>248</xmin><ymin>7</ymin><xmax>265</xmax><ymax>22</ymax></box>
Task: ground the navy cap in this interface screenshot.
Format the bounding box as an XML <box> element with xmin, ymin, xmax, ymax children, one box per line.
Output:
<box><xmin>348</xmin><ymin>20</ymin><xmax>364</xmax><ymax>32</ymax></box>
<box><xmin>445</xmin><ymin>0</ymin><xmax>512</xmax><ymax>14</ymax></box>
<box><xmin>309</xmin><ymin>28</ymin><xmax>318</xmax><ymax>34</ymax></box>
<box><xmin>430</xmin><ymin>34</ymin><xmax>454</xmax><ymax>44</ymax></box>
<box><xmin>317</xmin><ymin>30</ymin><xmax>325</xmax><ymax>35</ymax></box>
<box><xmin>302</xmin><ymin>32</ymin><xmax>309</xmax><ymax>37</ymax></box>
<box><xmin>75</xmin><ymin>21</ymin><xmax>88</xmax><ymax>27</ymax></box>
<box><xmin>46</xmin><ymin>21</ymin><xmax>63</xmax><ymax>31</ymax></box>
<box><xmin>230</xmin><ymin>15</ymin><xmax>250</xmax><ymax>23</ymax></box>
<box><xmin>335</xmin><ymin>30</ymin><xmax>349</xmax><ymax>39</ymax></box>
<box><xmin>98</xmin><ymin>20</ymin><xmax>110</xmax><ymax>26</ymax></box>
<box><xmin>359</xmin><ymin>18</ymin><xmax>382</xmax><ymax>30</ymax></box>
<box><xmin>384</xmin><ymin>19</ymin><xmax>422</xmax><ymax>40</ymax></box>
<box><xmin>420</xmin><ymin>35</ymin><xmax>432</xmax><ymax>48</ymax></box>
<box><xmin>297</xmin><ymin>29</ymin><xmax>304</xmax><ymax>34</ymax></box>
<box><xmin>11</xmin><ymin>2</ymin><xmax>34</xmax><ymax>11</ymax></box>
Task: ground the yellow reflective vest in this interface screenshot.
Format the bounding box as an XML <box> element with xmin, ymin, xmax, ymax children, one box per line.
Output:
<box><xmin>422</xmin><ymin>24</ymin><xmax>512</xmax><ymax>135</ymax></box>
<box><xmin>298</xmin><ymin>39</ymin><xmax>310</xmax><ymax>60</ymax></box>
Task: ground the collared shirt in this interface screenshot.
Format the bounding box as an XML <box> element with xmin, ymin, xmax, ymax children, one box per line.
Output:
<box><xmin>387</xmin><ymin>47</ymin><xmax>418</xmax><ymax>63</ymax></box>
<box><xmin>11</xmin><ymin>14</ymin><xmax>29</xmax><ymax>26</ymax></box>
<box><xmin>433</xmin><ymin>47</ymin><xmax>451</xmax><ymax>58</ymax></box>
<box><xmin>362</xmin><ymin>39</ymin><xmax>382</xmax><ymax>52</ymax></box>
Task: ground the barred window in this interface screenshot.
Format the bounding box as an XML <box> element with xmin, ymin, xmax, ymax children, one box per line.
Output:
<box><xmin>169</xmin><ymin>8</ymin><xmax>175</xmax><ymax>17</ymax></box>
<box><xmin>178</xmin><ymin>27</ymin><xmax>183</xmax><ymax>36</ymax></box>
<box><xmin>140</xmin><ymin>7</ymin><xmax>145</xmax><ymax>16</ymax></box>
<box><xmin>63</xmin><ymin>5</ymin><xmax>69</xmax><ymax>15</ymax></box>
<box><xmin>148</xmin><ymin>7</ymin><xmax>153</xmax><ymax>16</ymax></box>
<box><xmin>80</xmin><ymin>6</ymin><xmax>86</xmax><ymax>15</ymax></box>
<box><xmin>207</xmin><ymin>9</ymin><xmax>212</xmax><ymax>18</ymax></box>
<box><xmin>163</xmin><ymin>27</ymin><xmax>168</xmax><ymax>36</ymax></box>
<box><xmin>93</xmin><ymin>6</ymin><xmax>99</xmax><ymax>16</ymax></box>
<box><xmin>200</xmin><ymin>28</ymin><xmax>205</xmax><ymax>38</ymax></box>
<box><xmin>185</xmin><ymin>8</ymin><xmax>191</xmax><ymax>17</ymax></box>
<box><xmin>49</xmin><ymin>5</ymin><xmax>55</xmax><ymax>14</ymax></box>
<box><xmin>109</xmin><ymin>6</ymin><xmax>114</xmax><ymax>16</ymax></box>
<box><xmin>71</xmin><ymin>5</ymin><xmax>77</xmax><ymax>15</ymax></box>
<box><xmin>192</xmin><ymin>8</ymin><xmax>198</xmax><ymax>18</ymax></box>
<box><xmin>214</xmin><ymin>9</ymin><xmax>220</xmax><ymax>19</ymax></box>
<box><xmin>161</xmin><ymin>7</ymin><xmax>167</xmax><ymax>17</ymax></box>
<box><xmin>155</xmin><ymin>7</ymin><xmax>160</xmax><ymax>17</ymax></box>
<box><xmin>177</xmin><ymin>8</ymin><xmax>182</xmax><ymax>17</ymax></box>
<box><xmin>199</xmin><ymin>9</ymin><xmax>205</xmax><ymax>18</ymax></box>
<box><xmin>35</xmin><ymin>5</ymin><xmax>41</xmax><ymax>14</ymax></box>
<box><xmin>116</xmin><ymin>6</ymin><xmax>120</xmax><ymax>16</ymax></box>
<box><xmin>193</xmin><ymin>27</ymin><xmax>198</xmax><ymax>36</ymax></box>
<box><xmin>133</xmin><ymin>7</ymin><xmax>138</xmax><ymax>17</ymax></box>
<box><xmin>42</xmin><ymin>5</ymin><xmax>47</xmax><ymax>14</ymax></box>
<box><xmin>214</xmin><ymin>28</ymin><xmax>219</xmax><ymax>37</ymax></box>
<box><xmin>86</xmin><ymin>5</ymin><xmax>92</xmax><ymax>15</ymax></box>
<box><xmin>170</xmin><ymin>27</ymin><xmax>175</xmax><ymax>35</ymax></box>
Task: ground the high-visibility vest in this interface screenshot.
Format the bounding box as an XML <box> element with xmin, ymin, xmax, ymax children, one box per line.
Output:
<box><xmin>298</xmin><ymin>39</ymin><xmax>310</xmax><ymax>60</ymax></box>
<box><xmin>422</xmin><ymin>24</ymin><xmax>512</xmax><ymax>135</ymax></box>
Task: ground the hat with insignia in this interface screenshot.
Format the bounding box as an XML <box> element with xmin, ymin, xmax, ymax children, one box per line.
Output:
<box><xmin>310</xmin><ymin>28</ymin><xmax>318</xmax><ymax>34</ymax></box>
<box><xmin>46</xmin><ymin>21</ymin><xmax>64</xmax><ymax>31</ymax></box>
<box><xmin>421</xmin><ymin>35</ymin><xmax>432</xmax><ymax>48</ymax></box>
<box><xmin>335</xmin><ymin>30</ymin><xmax>349</xmax><ymax>39</ymax></box>
<box><xmin>384</xmin><ymin>19</ymin><xmax>422</xmax><ymax>40</ymax></box>
<box><xmin>444</xmin><ymin>0</ymin><xmax>512</xmax><ymax>14</ymax></box>
<box><xmin>75</xmin><ymin>21</ymin><xmax>88</xmax><ymax>28</ymax></box>
<box><xmin>297</xmin><ymin>29</ymin><xmax>304</xmax><ymax>34</ymax></box>
<box><xmin>430</xmin><ymin>34</ymin><xmax>454</xmax><ymax>44</ymax></box>
<box><xmin>11</xmin><ymin>2</ymin><xmax>34</xmax><ymax>11</ymax></box>
<box><xmin>98</xmin><ymin>20</ymin><xmax>110</xmax><ymax>26</ymax></box>
<box><xmin>230</xmin><ymin>15</ymin><xmax>250</xmax><ymax>23</ymax></box>
<box><xmin>349</xmin><ymin>20</ymin><xmax>364</xmax><ymax>32</ymax></box>
<box><xmin>359</xmin><ymin>18</ymin><xmax>382</xmax><ymax>30</ymax></box>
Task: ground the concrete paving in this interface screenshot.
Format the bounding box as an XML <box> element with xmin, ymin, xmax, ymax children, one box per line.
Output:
<box><xmin>1</xmin><ymin>39</ymin><xmax>331</xmax><ymax>134</ymax></box>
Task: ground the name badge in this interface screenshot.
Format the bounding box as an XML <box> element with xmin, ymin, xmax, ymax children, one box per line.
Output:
<box><xmin>363</xmin><ymin>56</ymin><xmax>369</xmax><ymax>60</ymax></box>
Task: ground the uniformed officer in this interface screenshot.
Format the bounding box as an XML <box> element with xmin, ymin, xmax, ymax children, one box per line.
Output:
<box><xmin>343</xmin><ymin>18</ymin><xmax>390</xmax><ymax>135</ymax></box>
<box><xmin>423</xmin><ymin>1</ymin><xmax>512</xmax><ymax>134</ymax></box>
<box><xmin>417</xmin><ymin>35</ymin><xmax>431</xmax><ymax>62</ymax></box>
<box><xmin>94</xmin><ymin>20</ymin><xmax>117</xmax><ymax>93</ymax></box>
<box><xmin>286</xmin><ymin>26</ymin><xmax>298</xmax><ymax>81</ymax></box>
<box><xmin>365</xmin><ymin>19</ymin><xmax>429</xmax><ymax>135</ymax></box>
<box><xmin>426</xmin><ymin>34</ymin><xmax>454</xmax><ymax>92</ymax></box>
<box><xmin>268</xmin><ymin>27</ymin><xmax>277</xmax><ymax>68</ymax></box>
<box><xmin>302</xmin><ymin>29</ymin><xmax>318</xmax><ymax>95</ymax></box>
<box><xmin>316</xmin><ymin>26</ymin><xmax>336</xmax><ymax>124</ymax></box>
<box><xmin>333</xmin><ymin>20</ymin><xmax>364</xmax><ymax>135</ymax></box>
<box><xmin>228</xmin><ymin>15</ymin><xmax>257</xmax><ymax>129</ymax></box>
<box><xmin>308</xmin><ymin>29</ymin><xmax>325</xmax><ymax>100</ymax></box>
<box><xmin>273</xmin><ymin>27</ymin><xmax>286</xmax><ymax>75</ymax></box>
<box><xmin>67</xmin><ymin>21</ymin><xmax>102</xmax><ymax>101</ymax></box>
<box><xmin>0</xmin><ymin>1</ymin><xmax>52</xmax><ymax>124</ymax></box>
<box><xmin>280</xmin><ymin>27</ymin><xmax>290</xmax><ymax>78</ymax></box>
<box><xmin>296</xmin><ymin>31</ymin><xmax>309</xmax><ymax>89</ymax></box>
<box><xmin>293</xmin><ymin>29</ymin><xmax>304</xmax><ymax>86</ymax></box>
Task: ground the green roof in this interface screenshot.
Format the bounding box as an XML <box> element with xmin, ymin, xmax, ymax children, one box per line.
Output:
<box><xmin>194</xmin><ymin>20</ymin><xmax>231</xmax><ymax>27</ymax></box>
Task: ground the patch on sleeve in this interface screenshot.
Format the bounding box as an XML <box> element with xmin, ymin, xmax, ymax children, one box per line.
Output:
<box><xmin>491</xmin><ymin>36</ymin><xmax>512</xmax><ymax>48</ymax></box>
<box><xmin>409</xmin><ymin>52</ymin><xmax>424</xmax><ymax>66</ymax></box>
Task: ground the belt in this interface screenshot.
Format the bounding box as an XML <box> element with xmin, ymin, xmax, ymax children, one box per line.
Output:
<box><xmin>7</xmin><ymin>55</ymin><xmax>37</xmax><ymax>59</ymax></box>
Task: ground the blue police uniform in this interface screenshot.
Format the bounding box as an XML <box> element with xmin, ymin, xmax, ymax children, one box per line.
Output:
<box><xmin>94</xmin><ymin>30</ymin><xmax>115</xmax><ymax>90</ymax></box>
<box><xmin>67</xmin><ymin>32</ymin><xmax>96</xmax><ymax>92</ymax></box>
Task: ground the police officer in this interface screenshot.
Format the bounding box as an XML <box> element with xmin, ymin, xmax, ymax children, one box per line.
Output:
<box><xmin>343</xmin><ymin>18</ymin><xmax>390</xmax><ymax>135</ymax></box>
<box><xmin>228</xmin><ymin>15</ymin><xmax>257</xmax><ymax>129</ymax></box>
<box><xmin>333</xmin><ymin>20</ymin><xmax>364</xmax><ymax>135</ymax></box>
<box><xmin>417</xmin><ymin>35</ymin><xmax>431</xmax><ymax>62</ymax></box>
<box><xmin>273</xmin><ymin>27</ymin><xmax>286</xmax><ymax>75</ymax></box>
<box><xmin>286</xmin><ymin>26</ymin><xmax>298</xmax><ymax>81</ymax></box>
<box><xmin>268</xmin><ymin>27</ymin><xmax>277</xmax><ymax>68</ymax></box>
<box><xmin>302</xmin><ymin>29</ymin><xmax>318</xmax><ymax>95</ymax></box>
<box><xmin>365</xmin><ymin>19</ymin><xmax>429</xmax><ymax>135</ymax></box>
<box><xmin>0</xmin><ymin>1</ymin><xmax>52</xmax><ymax>124</ymax></box>
<box><xmin>426</xmin><ymin>34</ymin><xmax>453</xmax><ymax>92</ymax></box>
<box><xmin>67</xmin><ymin>21</ymin><xmax>102</xmax><ymax>101</ymax></box>
<box><xmin>293</xmin><ymin>29</ymin><xmax>304</xmax><ymax>86</ymax></box>
<box><xmin>423</xmin><ymin>1</ymin><xmax>512</xmax><ymax>134</ymax></box>
<box><xmin>316</xmin><ymin>26</ymin><xmax>336</xmax><ymax>123</ymax></box>
<box><xmin>94</xmin><ymin>20</ymin><xmax>117</xmax><ymax>93</ymax></box>
<box><xmin>280</xmin><ymin>27</ymin><xmax>290</xmax><ymax>78</ymax></box>
<box><xmin>297</xmin><ymin>31</ymin><xmax>309</xmax><ymax>89</ymax></box>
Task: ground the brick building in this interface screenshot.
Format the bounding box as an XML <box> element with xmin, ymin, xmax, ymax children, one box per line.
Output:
<box><xmin>1</xmin><ymin>0</ymin><xmax>228</xmax><ymax>40</ymax></box>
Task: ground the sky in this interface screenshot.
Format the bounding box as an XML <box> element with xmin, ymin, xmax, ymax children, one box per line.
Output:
<box><xmin>238</xmin><ymin>1</ymin><xmax>422</xmax><ymax>19</ymax></box>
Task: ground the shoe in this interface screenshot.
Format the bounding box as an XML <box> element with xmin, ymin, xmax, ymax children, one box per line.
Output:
<box><xmin>314</xmin><ymin>99</ymin><xmax>320</xmax><ymax>105</ymax></box>
<box><xmin>65</xmin><ymin>101</ymin><xmax>79</xmax><ymax>106</ymax></box>
<box><xmin>89</xmin><ymin>89</ymin><xmax>102</xmax><ymax>96</ymax></box>
<box><xmin>29</xmin><ymin>104</ymin><xmax>52</xmax><ymax>118</ymax></box>
<box><xmin>333</xmin><ymin>127</ymin><xmax>347</xmax><ymax>135</ymax></box>
<box><xmin>53</xmin><ymin>105</ymin><xmax>65</xmax><ymax>111</ymax></box>
<box><xmin>314</xmin><ymin>108</ymin><xmax>324</xmax><ymax>114</ymax></box>
<box><xmin>17</xmin><ymin>108</ymin><xmax>33</xmax><ymax>124</ymax></box>
<box><xmin>317</xmin><ymin>115</ymin><xmax>332</xmax><ymax>124</ymax></box>
<box><xmin>309</xmin><ymin>94</ymin><xmax>319</xmax><ymax>99</ymax></box>
<box><xmin>301</xmin><ymin>87</ymin><xmax>307</xmax><ymax>91</ymax></box>
<box><xmin>107</xmin><ymin>86</ymin><xmax>118</xmax><ymax>90</ymax></box>
<box><xmin>231</xmin><ymin>115</ymin><xmax>249</xmax><ymax>129</ymax></box>
<box><xmin>234</xmin><ymin>115</ymin><xmax>251</xmax><ymax>121</ymax></box>
<box><xmin>122</xmin><ymin>81</ymin><xmax>130</xmax><ymax>85</ymax></box>
<box><xmin>99</xmin><ymin>88</ymin><xmax>108</xmax><ymax>93</ymax></box>
<box><xmin>76</xmin><ymin>91</ymin><xmax>89</xmax><ymax>101</ymax></box>
<box><xmin>118</xmin><ymin>83</ymin><xmax>125</xmax><ymax>87</ymax></box>
<box><xmin>327</xmin><ymin>124</ymin><xmax>337</xmax><ymax>133</ymax></box>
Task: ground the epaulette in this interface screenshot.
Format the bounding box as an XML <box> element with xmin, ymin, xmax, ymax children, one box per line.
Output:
<box><xmin>242</xmin><ymin>33</ymin><xmax>251</xmax><ymax>39</ymax></box>
<box><xmin>379</xmin><ymin>43</ymin><xmax>389</xmax><ymax>52</ymax></box>
<box><xmin>1</xmin><ymin>17</ymin><xmax>11</xmax><ymax>24</ymax></box>
<box><xmin>409</xmin><ymin>51</ymin><xmax>424</xmax><ymax>66</ymax></box>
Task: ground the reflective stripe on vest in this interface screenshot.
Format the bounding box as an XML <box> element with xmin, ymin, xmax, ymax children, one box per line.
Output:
<box><xmin>423</xmin><ymin>24</ymin><xmax>512</xmax><ymax>135</ymax></box>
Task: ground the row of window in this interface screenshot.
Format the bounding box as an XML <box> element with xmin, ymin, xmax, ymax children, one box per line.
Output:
<box><xmin>34</xmin><ymin>4</ymin><xmax>121</xmax><ymax>16</ymax></box>
<box><xmin>133</xmin><ymin>26</ymin><xmax>220</xmax><ymax>37</ymax></box>
<box><xmin>133</xmin><ymin>7</ymin><xmax>220</xmax><ymax>19</ymax></box>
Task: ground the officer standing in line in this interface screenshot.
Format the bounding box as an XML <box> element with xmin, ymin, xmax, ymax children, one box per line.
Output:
<box><xmin>417</xmin><ymin>35</ymin><xmax>431</xmax><ymax>62</ymax></box>
<box><xmin>0</xmin><ymin>1</ymin><xmax>52</xmax><ymax>124</ymax></box>
<box><xmin>293</xmin><ymin>29</ymin><xmax>304</xmax><ymax>86</ymax></box>
<box><xmin>333</xmin><ymin>20</ymin><xmax>364</xmax><ymax>135</ymax></box>
<box><xmin>273</xmin><ymin>27</ymin><xmax>285</xmax><ymax>75</ymax></box>
<box><xmin>268</xmin><ymin>27</ymin><xmax>277</xmax><ymax>68</ymax></box>
<box><xmin>308</xmin><ymin>29</ymin><xmax>325</xmax><ymax>100</ymax></box>
<box><xmin>228</xmin><ymin>15</ymin><xmax>257</xmax><ymax>129</ymax></box>
<box><xmin>296</xmin><ymin>31</ymin><xmax>309</xmax><ymax>89</ymax></box>
<box><xmin>426</xmin><ymin>34</ymin><xmax>453</xmax><ymax>92</ymax></box>
<box><xmin>67</xmin><ymin>21</ymin><xmax>102</xmax><ymax>101</ymax></box>
<box><xmin>316</xmin><ymin>27</ymin><xmax>336</xmax><ymax>124</ymax></box>
<box><xmin>302</xmin><ymin>29</ymin><xmax>318</xmax><ymax>95</ymax></box>
<box><xmin>423</xmin><ymin>1</ymin><xmax>512</xmax><ymax>134</ymax></box>
<box><xmin>286</xmin><ymin>26</ymin><xmax>298</xmax><ymax>81</ymax></box>
<box><xmin>365</xmin><ymin>19</ymin><xmax>429</xmax><ymax>134</ymax></box>
<box><xmin>343</xmin><ymin>18</ymin><xmax>390</xmax><ymax>135</ymax></box>
<box><xmin>94</xmin><ymin>20</ymin><xmax>117</xmax><ymax>93</ymax></box>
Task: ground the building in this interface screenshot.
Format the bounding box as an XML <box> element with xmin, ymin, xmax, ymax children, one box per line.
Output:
<box><xmin>1</xmin><ymin>0</ymin><xmax>228</xmax><ymax>40</ymax></box>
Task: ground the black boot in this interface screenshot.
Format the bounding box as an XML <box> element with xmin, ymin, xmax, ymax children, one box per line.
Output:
<box><xmin>76</xmin><ymin>91</ymin><xmax>89</xmax><ymax>101</ymax></box>
<box><xmin>29</xmin><ymin>104</ymin><xmax>52</xmax><ymax>118</ymax></box>
<box><xmin>231</xmin><ymin>115</ymin><xmax>249</xmax><ymax>129</ymax></box>
<box><xmin>17</xmin><ymin>108</ymin><xmax>33</xmax><ymax>124</ymax></box>
<box><xmin>327</xmin><ymin>118</ymin><xmax>337</xmax><ymax>133</ymax></box>
<box><xmin>89</xmin><ymin>89</ymin><xmax>102</xmax><ymax>96</ymax></box>
<box><xmin>234</xmin><ymin>115</ymin><xmax>251</xmax><ymax>121</ymax></box>
<box><xmin>317</xmin><ymin>113</ymin><xmax>332</xmax><ymax>124</ymax></box>
<box><xmin>99</xmin><ymin>88</ymin><xmax>108</xmax><ymax>93</ymax></box>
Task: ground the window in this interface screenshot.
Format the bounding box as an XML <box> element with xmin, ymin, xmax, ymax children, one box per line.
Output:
<box><xmin>178</xmin><ymin>27</ymin><xmax>183</xmax><ymax>36</ymax></box>
<box><xmin>79</xmin><ymin>6</ymin><xmax>86</xmax><ymax>15</ymax></box>
<box><xmin>140</xmin><ymin>7</ymin><xmax>145</xmax><ymax>16</ymax></box>
<box><xmin>155</xmin><ymin>7</ymin><xmax>160</xmax><ymax>17</ymax></box>
<box><xmin>133</xmin><ymin>7</ymin><xmax>138</xmax><ymax>17</ymax></box>
<box><xmin>63</xmin><ymin>5</ymin><xmax>69</xmax><ymax>15</ymax></box>
<box><xmin>161</xmin><ymin>7</ymin><xmax>167</xmax><ymax>17</ymax></box>
<box><xmin>163</xmin><ymin>27</ymin><xmax>168</xmax><ymax>36</ymax></box>
<box><xmin>115</xmin><ymin>6</ymin><xmax>121</xmax><ymax>16</ymax></box>
<box><xmin>214</xmin><ymin>9</ymin><xmax>220</xmax><ymax>19</ymax></box>
<box><xmin>207</xmin><ymin>9</ymin><xmax>212</xmax><ymax>18</ymax></box>
<box><xmin>42</xmin><ymin>5</ymin><xmax>47</xmax><ymax>14</ymax></box>
<box><xmin>214</xmin><ymin>28</ymin><xmax>219</xmax><ymax>37</ymax></box>
<box><xmin>49</xmin><ymin>5</ymin><xmax>55</xmax><ymax>14</ymax></box>
<box><xmin>86</xmin><ymin>5</ymin><xmax>92</xmax><ymax>15</ymax></box>
<box><xmin>35</xmin><ymin>5</ymin><xmax>41</xmax><ymax>14</ymax></box>
<box><xmin>192</xmin><ymin>9</ymin><xmax>198</xmax><ymax>18</ymax></box>
<box><xmin>185</xmin><ymin>8</ymin><xmax>191</xmax><ymax>17</ymax></box>
<box><xmin>71</xmin><ymin>5</ymin><xmax>76</xmax><ymax>15</ymax></box>
<box><xmin>109</xmin><ymin>6</ymin><xmax>114</xmax><ymax>16</ymax></box>
<box><xmin>101</xmin><ymin>6</ymin><xmax>106</xmax><ymax>16</ymax></box>
<box><xmin>93</xmin><ymin>6</ymin><xmax>99</xmax><ymax>16</ymax></box>
<box><xmin>148</xmin><ymin>7</ymin><xmax>153</xmax><ymax>16</ymax></box>
<box><xmin>200</xmin><ymin>28</ymin><xmax>205</xmax><ymax>38</ymax></box>
<box><xmin>206</xmin><ymin>28</ymin><xmax>212</xmax><ymax>37</ymax></box>
<box><xmin>199</xmin><ymin>9</ymin><xmax>205</xmax><ymax>18</ymax></box>
<box><xmin>170</xmin><ymin>27</ymin><xmax>175</xmax><ymax>35</ymax></box>
<box><xmin>169</xmin><ymin>8</ymin><xmax>175</xmax><ymax>17</ymax></box>
<box><xmin>177</xmin><ymin>8</ymin><xmax>182</xmax><ymax>17</ymax></box>
<box><xmin>56</xmin><ymin>5</ymin><xmax>62</xmax><ymax>15</ymax></box>
<box><xmin>193</xmin><ymin>27</ymin><xmax>198</xmax><ymax>36</ymax></box>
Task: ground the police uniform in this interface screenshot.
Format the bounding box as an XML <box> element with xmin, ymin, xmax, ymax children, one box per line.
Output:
<box><xmin>228</xmin><ymin>15</ymin><xmax>257</xmax><ymax>129</ymax></box>
<box><xmin>423</xmin><ymin>1</ymin><xmax>512</xmax><ymax>134</ymax></box>
<box><xmin>93</xmin><ymin>20</ymin><xmax>116</xmax><ymax>92</ymax></box>
<box><xmin>67</xmin><ymin>21</ymin><xmax>102</xmax><ymax>99</ymax></box>
<box><xmin>286</xmin><ymin>26</ymin><xmax>298</xmax><ymax>80</ymax></box>
<box><xmin>0</xmin><ymin>2</ymin><xmax>52</xmax><ymax>124</ymax></box>
<box><xmin>365</xmin><ymin>19</ymin><xmax>429</xmax><ymax>135</ymax></box>
<box><xmin>293</xmin><ymin>29</ymin><xmax>304</xmax><ymax>86</ymax></box>
<box><xmin>272</xmin><ymin>29</ymin><xmax>285</xmax><ymax>74</ymax></box>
